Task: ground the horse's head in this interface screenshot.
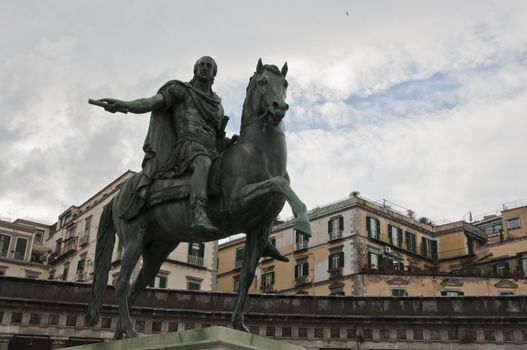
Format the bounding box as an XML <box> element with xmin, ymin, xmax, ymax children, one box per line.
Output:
<box><xmin>242</xmin><ymin>58</ymin><xmax>289</xmax><ymax>127</ymax></box>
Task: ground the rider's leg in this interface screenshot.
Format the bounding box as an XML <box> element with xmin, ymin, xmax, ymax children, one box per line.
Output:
<box><xmin>189</xmin><ymin>155</ymin><xmax>219</xmax><ymax>233</ymax></box>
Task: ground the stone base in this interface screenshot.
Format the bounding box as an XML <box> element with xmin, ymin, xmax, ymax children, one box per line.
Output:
<box><xmin>65</xmin><ymin>326</ymin><xmax>305</xmax><ymax>350</ymax></box>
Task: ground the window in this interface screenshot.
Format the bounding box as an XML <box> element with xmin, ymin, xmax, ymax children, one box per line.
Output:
<box><xmin>499</xmin><ymin>291</ymin><xmax>514</xmax><ymax>296</ymax></box>
<box><xmin>328</xmin><ymin>216</ymin><xmax>344</xmax><ymax>240</ymax></box>
<box><xmin>441</xmin><ymin>290</ymin><xmax>464</xmax><ymax>296</ymax></box>
<box><xmin>430</xmin><ymin>329</ymin><xmax>441</xmax><ymax>341</ymax></box>
<box><xmin>521</xmin><ymin>257</ymin><xmax>527</xmax><ymax>277</ymax></box>
<box><xmin>328</xmin><ymin>251</ymin><xmax>344</xmax><ymax>270</ymax></box>
<box><xmin>503</xmin><ymin>330</ymin><xmax>514</xmax><ymax>341</ymax></box>
<box><xmin>388</xmin><ymin>225</ymin><xmax>403</xmax><ymax>247</ymax></box>
<box><xmin>233</xmin><ymin>276</ymin><xmax>240</xmax><ymax>292</ymax></box>
<box><xmin>314</xmin><ymin>327</ymin><xmax>324</xmax><ymax>338</ymax></box>
<box><xmin>0</xmin><ymin>234</ymin><xmax>10</xmax><ymax>258</ymax></box>
<box><xmin>507</xmin><ymin>218</ymin><xmax>521</xmax><ymax>230</ymax></box>
<box><xmin>152</xmin><ymin>321</ymin><xmax>162</xmax><ymax>332</ymax></box>
<box><xmin>367</xmin><ymin>251</ymin><xmax>382</xmax><ymax>269</ymax></box>
<box><xmin>421</xmin><ymin>237</ymin><xmax>438</xmax><ymax>260</ymax></box>
<box><xmin>467</xmin><ymin>237</ymin><xmax>475</xmax><ymax>255</ymax></box>
<box><xmin>34</xmin><ymin>230</ymin><xmax>44</xmax><ymax>244</ymax></box>
<box><xmin>294</xmin><ymin>261</ymin><xmax>309</xmax><ymax>279</ymax></box>
<box><xmin>366</xmin><ymin>216</ymin><xmax>380</xmax><ymax>239</ymax></box>
<box><xmin>380</xmin><ymin>329</ymin><xmax>390</xmax><ymax>339</ymax></box>
<box><xmin>295</xmin><ymin>231</ymin><xmax>309</xmax><ymax>250</ymax></box>
<box><xmin>29</xmin><ymin>313</ymin><xmax>41</xmax><ymax>325</ymax></box>
<box><xmin>484</xmin><ymin>330</ymin><xmax>496</xmax><ymax>341</ymax></box>
<box><xmin>491</xmin><ymin>261</ymin><xmax>510</xmax><ymax>277</ymax></box>
<box><xmin>48</xmin><ymin>314</ymin><xmax>59</xmax><ymax>325</ymax></box>
<box><xmin>397</xmin><ymin>328</ymin><xmax>407</xmax><ymax>339</ymax></box>
<box><xmin>62</xmin><ymin>264</ymin><xmax>69</xmax><ymax>281</ymax></box>
<box><xmin>391</xmin><ymin>288</ymin><xmax>407</xmax><ymax>296</ymax></box>
<box><xmin>330</xmin><ymin>327</ymin><xmax>341</xmax><ymax>338</ymax></box>
<box><xmin>363</xmin><ymin>328</ymin><xmax>372</xmax><ymax>339</ymax></box>
<box><xmin>149</xmin><ymin>275</ymin><xmax>167</xmax><ymax>288</ymax></box>
<box><xmin>413</xmin><ymin>328</ymin><xmax>423</xmax><ymax>340</ymax></box>
<box><xmin>135</xmin><ymin>319</ymin><xmax>145</xmax><ymax>332</ymax></box>
<box><xmin>186</xmin><ymin>278</ymin><xmax>201</xmax><ymax>291</ymax></box>
<box><xmin>347</xmin><ymin>328</ymin><xmax>356</xmax><ymax>339</ymax></box>
<box><xmin>282</xmin><ymin>326</ymin><xmax>291</xmax><ymax>337</ymax></box>
<box><xmin>447</xmin><ymin>329</ymin><xmax>458</xmax><ymax>340</ymax></box>
<box><xmin>101</xmin><ymin>317</ymin><xmax>112</xmax><ymax>329</ymax></box>
<box><xmin>168</xmin><ymin>322</ymin><xmax>179</xmax><ymax>332</ymax></box>
<box><xmin>11</xmin><ymin>312</ymin><xmax>23</xmax><ymax>324</ymax></box>
<box><xmin>484</xmin><ymin>223</ymin><xmax>502</xmax><ymax>234</ymax></box>
<box><xmin>405</xmin><ymin>231</ymin><xmax>416</xmax><ymax>252</ymax></box>
<box><xmin>261</xmin><ymin>271</ymin><xmax>275</xmax><ymax>290</ymax></box>
<box><xmin>187</xmin><ymin>242</ymin><xmax>204</xmax><ymax>266</ymax></box>
<box><xmin>84</xmin><ymin>217</ymin><xmax>91</xmax><ymax>236</ymax></box>
<box><xmin>266</xmin><ymin>326</ymin><xmax>275</xmax><ymax>337</ymax></box>
<box><xmin>298</xmin><ymin>327</ymin><xmax>308</xmax><ymax>338</ymax></box>
<box><xmin>66</xmin><ymin>315</ymin><xmax>77</xmax><ymax>327</ymax></box>
<box><xmin>77</xmin><ymin>259</ymin><xmax>86</xmax><ymax>273</ymax></box>
<box><xmin>14</xmin><ymin>237</ymin><xmax>28</xmax><ymax>260</ymax></box>
<box><xmin>235</xmin><ymin>247</ymin><xmax>244</xmax><ymax>269</ymax></box>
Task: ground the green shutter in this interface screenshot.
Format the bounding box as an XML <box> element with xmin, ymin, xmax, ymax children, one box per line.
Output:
<box><xmin>328</xmin><ymin>219</ymin><xmax>333</xmax><ymax>234</ymax></box>
<box><xmin>188</xmin><ymin>243</ymin><xmax>193</xmax><ymax>255</ymax></box>
<box><xmin>339</xmin><ymin>216</ymin><xmax>344</xmax><ymax>231</ymax></box>
<box><xmin>303</xmin><ymin>262</ymin><xmax>309</xmax><ymax>276</ymax></box>
<box><xmin>296</xmin><ymin>231</ymin><xmax>299</xmax><ymax>244</ymax></box>
<box><xmin>405</xmin><ymin>232</ymin><xmax>411</xmax><ymax>250</ymax></box>
<box><xmin>366</xmin><ymin>217</ymin><xmax>371</xmax><ymax>237</ymax></box>
<box><xmin>199</xmin><ymin>243</ymin><xmax>205</xmax><ymax>258</ymax></box>
<box><xmin>388</xmin><ymin>225</ymin><xmax>393</xmax><ymax>244</ymax></box>
<box><xmin>503</xmin><ymin>261</ymin><xmax>510</xmax><ymax>273</ymax></box>
<box><xmin>431</xmin><ymin>240</ymin><xmax>438</xmax><ymax>261</ymax></box>
<box><xmin>378</xmin><ymin>254</ymin><xmax>384</xmax><ymax>269</ymax></box>
<box><xmin>294</xmin><ymin>264</ymin><xmax>299</xmax><ymax>278</ymax></box>
<box><xmin>339</xmin><ymin>251</ymin><xmax>345</xmax><ymax>268</ymax></box>
<box><xmin>328</xmin><ymin>254</ymin><xmax>332</xmax><ymax>269</ymax></box>
<box><xmin>159</xmin><ymin>276</ymin><xmax>167</xmax><ymax>288</ymax></box>
<box><xmin>271</xmin><ymin>272</ymin><xmax>275</xmax><ymax>285</ymax></box>
<box><xmin>397</xmin><ymin>229</ymin><xmax>403</xmax><ymax>248</ymax></box>
<box><xmin>15</xmin><ymin>238</ymin><xmax>27</xmax><ymax>258</ymax></box>
<box><xmin>421</xmin><ymin>237</ymin><xmax>427</xmax><ymax>256</ymax></box>
<box><xmin>367</xmin><ymin>252</ymin><xmax>372</xmax><ymax>267</ymax></box>
<box><xmin>236</xmin><ymin>248</ymin><xmax>244</xmax><ymax>261</ymax></box>
<box><xmin>0</xmin><ymin>234</ymin><xmax>10</xmax><ymax>254</ymax></box>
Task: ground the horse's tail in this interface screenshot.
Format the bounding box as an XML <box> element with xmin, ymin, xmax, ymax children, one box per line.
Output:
<box><xmin>86</xmin><ymin>197</ymin><xmax>117</xmax><ymax>326</ymax></box>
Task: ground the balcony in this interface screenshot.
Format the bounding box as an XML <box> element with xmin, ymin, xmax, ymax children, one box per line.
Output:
<box><xmin>187</xmin><ymin>254</ymin><xmax>204</xmax><ymax>267</ymax></box>
<box><xmin>295</xmin><ymin>241</ymin><xmax>309</xmax><ymax>251</ymax></box>
<box><xmin>295</xmin><ymin>275</ymin><xmax>311</xmax><ymax>286</ymax></box>
<box><xmin>48</xmin><ymin>237</ymin><xmax>77</xmax><ymax>264</ymax></box>
<box><xmin>79</xmin><ymin>233</ymin><xmax>90</xmax><ymax>246</ymax></box>
<box><xmin>360</xmin><ymin>266</ymin><xmax>527</xmax><ymax>279</ymax></box>
<box><xmin>329</xmin><ymin>230</ymin><xmax>343</xmax><ymax>241</ymax></box>
<box><xmin>329</xmin><ymin>267</ymin><xmax>343</xmax><ymax>279</ymax></box>
<box><xmin>76</xmin><ymin>270</ymin><xmax>87</xmax><ymax>281</ymax></box>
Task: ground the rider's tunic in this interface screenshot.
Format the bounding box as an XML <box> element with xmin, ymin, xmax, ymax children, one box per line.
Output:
<box><xmin>157</xmin><ymin>81</ymin><xmax>224</xmax><ymax>175</ymax></box>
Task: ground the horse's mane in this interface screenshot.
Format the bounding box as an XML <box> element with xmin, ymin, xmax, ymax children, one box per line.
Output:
<box><xmin>240</xmin><ymin>65</ymin><xmax>284</xmax><ymax>130</ymax></box>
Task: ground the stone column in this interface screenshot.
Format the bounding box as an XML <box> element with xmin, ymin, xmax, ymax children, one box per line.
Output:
<box><xmin>0</xmin><ymin>336</ymin><xmax>10</xmax><ymax>350</ymax></box>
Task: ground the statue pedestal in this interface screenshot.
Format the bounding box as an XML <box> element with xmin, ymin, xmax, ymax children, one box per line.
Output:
<box><xmin>65</xmin><ymin>326</ymin><xmax>305</xmax><ymax>350</ymax></box>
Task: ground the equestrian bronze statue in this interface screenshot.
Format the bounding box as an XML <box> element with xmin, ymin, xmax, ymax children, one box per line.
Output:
<box><xmin>86</xmin><ymin>58</ymin><xmax>311</xmax><ymax>339</ymax></box>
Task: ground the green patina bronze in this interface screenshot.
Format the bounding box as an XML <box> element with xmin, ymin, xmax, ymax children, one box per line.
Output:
<box><xmin>86</xmin><ymin>58</ymin><xmax>310</xmax><ymax>339</ymax></box>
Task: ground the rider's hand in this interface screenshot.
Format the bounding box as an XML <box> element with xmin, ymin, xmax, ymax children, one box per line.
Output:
<box><xmin>100</xmin><ymin>98</ymin><xmax>127</xmax><ymax>113</ymax></box>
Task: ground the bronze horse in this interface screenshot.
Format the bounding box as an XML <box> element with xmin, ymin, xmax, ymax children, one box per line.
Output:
<box><xmin>86</xmin><ymin>59</ymin><xmax>311</xmax><ymax>339</ymax></box>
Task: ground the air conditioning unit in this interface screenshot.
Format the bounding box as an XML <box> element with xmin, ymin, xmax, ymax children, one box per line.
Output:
<box><xmin>384</xmin><ymin>246</ymin><xmax>392</xmax><ymax>253</ymax></box>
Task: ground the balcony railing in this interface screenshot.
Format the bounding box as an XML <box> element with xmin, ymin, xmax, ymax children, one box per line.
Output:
<box><xmin>361</xmin><ymin>266</ymin><xmax>527</xmax><ymax>279</ymax></box>
<box><xmin>329</xmin><ymin>267</ymin><xmax>343</xmax><ymax>279</ymax></box>
<box><xmin>295</xmin><ymin>275</ymin><xmax>310</xmax><ymax>286</ymax></box>
<box><xmin>295</xmin><ymin>241</ymin><xmax>309</xmax><ymax>250</ymax></box>
<box><xmin>0</xmin><ymin>250</ymin><xmax>8</xmax><ymax>258</ymax></box>
<box><xmin>329</xmin><ymin>230</ymin><xmax>343</xmax><ymax>241</ymax></box>
<box><xmin>48</xmin><ymin>237</ymin><xmax>77</xmax><ymax>264</ymax></box>
<box><xmin>79</xmin><ymin>233</ymin><xmax>90</xmax><ymax>246</ymax></box>
<box><xmin>262</xmin><ymin>284</ymin><xmax>275</xmax><ymax>293</ymax></box>
<box><xmin>13</xmin><ymin>252</ymin><xmax>25</xmax><ymax>261</ymax></box>
<box><xmin>76</xmin><ymin>270</ymin><xmax>87</xmax><ymax>281</ymax></box>
<box><xmin>187</xmin><ymin>254</ymin><xmax>204</xmax><ymax>267</ymax></box>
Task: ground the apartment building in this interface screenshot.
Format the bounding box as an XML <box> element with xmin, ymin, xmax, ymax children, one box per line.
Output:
<box><xmin>217</xmin><ymin>195</ymin><xmax>527</xmax><ymax>297</ymax></box>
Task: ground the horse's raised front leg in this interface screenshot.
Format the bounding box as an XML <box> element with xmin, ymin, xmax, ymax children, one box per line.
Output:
<box><xmin>233</xmin><ymin>176</ymin><xmax>311</xmax><ymax>236</ymax></box>
<box><xmin>232</xmin><ymin>224</ymin><xmax>270</xmax><ymax>332</ymax></box>
<box><xmin>113</xmin><ymin>223</ymin><xmax>145</xmax><ymax>339</ymax></box>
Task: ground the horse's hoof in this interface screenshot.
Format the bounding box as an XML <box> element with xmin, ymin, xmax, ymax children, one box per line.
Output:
<box><xmin>294</xmin><ymin>220</ymin><xmax>311</xmax><ymax>237</ymax></box>
<box><xmin>263</xmin><ymin>243</ymin><xmax>289</xmax><ymax>262</ymax></box>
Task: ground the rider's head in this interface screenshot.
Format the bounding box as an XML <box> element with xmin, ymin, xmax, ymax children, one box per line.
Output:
<box><xmin>193</xmin><ymin>56</ymin><xmax>217</xmax><ymax>82</ymax></box>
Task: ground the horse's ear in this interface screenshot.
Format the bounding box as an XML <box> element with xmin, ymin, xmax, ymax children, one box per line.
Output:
<box><xmin>281</xmin><ymin>62</ymin><xmax>288</xmax><ymax>77</ymax></box>
<box><xmin>256</xmin><ymin>58</ymin><xmax>264</xmax><ymax>74</ymax></box>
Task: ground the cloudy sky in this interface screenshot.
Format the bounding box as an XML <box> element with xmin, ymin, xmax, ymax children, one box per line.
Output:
<box><xmin>1</xmin><ymin>1</ymin><xmax>526</xmax><ymax>225</ymax></box>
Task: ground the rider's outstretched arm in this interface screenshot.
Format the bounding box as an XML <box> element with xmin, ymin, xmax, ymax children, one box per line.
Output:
<box><xmin>99</xmin><ymin>94</ymin><xmax>165</xmax><ymax>114</ymax></box>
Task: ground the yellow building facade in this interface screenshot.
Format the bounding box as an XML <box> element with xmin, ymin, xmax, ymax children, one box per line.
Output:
<box><xmin>217</xmin><ymin>196</ymin><xmax>527</xmax><ymax>297</ymax></box>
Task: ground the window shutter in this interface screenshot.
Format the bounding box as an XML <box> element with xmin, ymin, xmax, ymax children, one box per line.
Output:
<box><xmin>303</xmin><ymin>262</ymin><xmax>309</xmax><ymax>276</ymax></box>
<box><xmin>296</xmin><ymin>231</ymin><xmax>300</xmax><ymax>244</ymax></box>
<box><xmin>491</xmin><ymin>264</ymin><xmax>497</xmax><ymax>275</ymax></box>
<box><xmin>388</xmin><ymin>225</ymin><xmax>393</xmax><ymax>244</ymax></box>
<box><xmin>431</xmin><ymin>240</ymin><xmax>438</xmax><ymax>261</ymax></box>
<box><xmin>236</xmin><ymin>248</ymin><xmax>244</xmax><ymax>261</ymax></box>
<box><xmin>188</xmin><ymin>243</ymin><xmax>193</xmax><ymax>255</ymax></box>
<box><xmin>367</xmin><ymin>252</ymin><xmax>372</xmax><ymax>267</ymax></box>
<box><xmin>405</xmin><ymin>232</ymin><xmax>410</xmax><ymax>250</ymax></box>
<box><xmin>339</xmin><ymin>216</ymin><xmax>344</xmax><ymax>231</ymax></box>
<box><xmin>378</xmin><ymin>254</ymin><xmax>384</xmax><ymax>269</ymax></box>
<box><xmin>366</xmin><ymin>217</ymin><xmax>371</xmax><ymax>237</ymax></box>
<box><xmin>271</xmin><ymin>272</ymin><xmax>275</xmax><ymax>285</ymax></box>
<box><xmin>159</xmin><ymin>276</ymin><xmax>167</xmax><ymax>288</ymax></box>
<box><xmin>328</xmin><ymin>219</ymin><xmax>333</xmax><ymax>234</ymax></box>
<box><xmin>294</xmin><ymin>264</ymin><xmax>299</xmax><ymax>278</ymax></box>
<box><xmin>503</xmin><ymin>261</ymin><xmax>510</xmax><ymax>273</ymax></box>
<box><xmin>421</xmin><ymin>237</ymin><xmax>426</xmax><ymax>256</ymax></box>
<box><xmin>397</xmin><ymin>228</ymin><xmax>403</xmax><ymax>247</ymax></box>
<box><xmin>328</xmin><ymin>255</ymin><xmax>333</xmax><ymax>270</ymax></box>
<box><xmin>339</xmin><ymin>251</ymin><xmax>345</xmax><ymax>268</ymax></box>
<box><xmin>199</xmin><ymin>243</ymin><xmax>205</xmax><ymax>258</ymax></box>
